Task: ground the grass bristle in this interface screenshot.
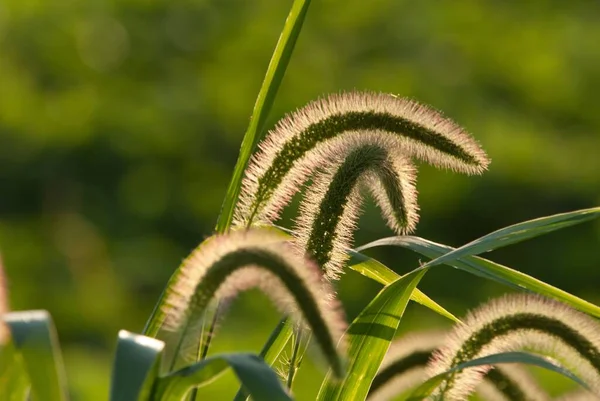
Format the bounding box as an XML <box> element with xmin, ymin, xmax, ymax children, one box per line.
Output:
<box><xmin>160</xmin><ymin>229</ymin><xmax>348</xmax><ymax>378</ymax></box>
<box><xmin>234</xmin><ymin>91</ymin><xmax>489</xmax><ymax>228</ymax></box>
<box><xmin>428</xmin><ymin>294</ymin><xmax>600</xmax><ymax>400</ymax></box>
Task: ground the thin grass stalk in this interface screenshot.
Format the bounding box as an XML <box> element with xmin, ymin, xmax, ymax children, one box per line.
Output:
<box><xmin>286</xmin><ymin>325</ymin><xmax>303</xmax><ymax>389</ymax></box>
<box><xmin>215</xmin><ymin>0</ymin><xmax>312</xmax><ymax>234</ymax></box>
<box><xmin>201</xmin><ymin>0</ymin><xmax>313</xmax><ymax>377</ymax></box>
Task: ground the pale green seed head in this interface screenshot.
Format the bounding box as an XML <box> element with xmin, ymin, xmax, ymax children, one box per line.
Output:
<box><xmin>368</xmin><ymin>331</ymin><xmax>547</xmax><ymax>401</ymax></box>
<box><xmin>234</xmin><ymin>91</ymin><xmax>490</xmax><ymax>228</ymax></box>
<box><xmin>428</xmin><ymin>294</ymin><xmax>600</xmax><ymax>400</ymax></box>
<box><xmin>294</xmin><ymin>133</ymin><xmax>418</xmax><ymax>280</ymax></box>
<box><xmin>160</xmin><ymin>229</ymin><xmax>348</xmax><ymax>378</ymax></box>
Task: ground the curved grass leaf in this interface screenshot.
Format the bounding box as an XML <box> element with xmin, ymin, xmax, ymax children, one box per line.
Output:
<box><xmin>3</xmin><ymin>310</ymin><xmax>68</xmax><ymax>401</ymax></box>
<box><xmin>316</xmin><ymin>268</ymin><xmax>428</xmax><ymax>401</ymax></box>
<box><xmin>155</xmin><ymin>353</ymin><xmax>293</xmax><ymax>401</ymax></box>
<box><xmin>215</xmin><ymin>0</ymin><xmax>312</xmax><ymax>234</ymax></box>
<box><xmin>347</xmin><ymin>249</ymin><xmax>459</xmax><ymax>323</ymax></box>
<box><xmin>109</xmin><ymin>331</ymin><xmax>164</xmax><ymax>401</ymax></box>
<box><xmin>361</xmin><ymin>207</ymin><xmax>600</xmax><ymax>271</ymax></box>
<box><xmin>406</xmin><ymin>351</ymin><xmax>588</xmax><ymax>400</ymax></box>
<box><xmin>273</xmin><ymin>225</ymin><xmax>458</xmax><ymax>322</ymax></box>
<box><xmin>357</xmin><ymin>235</ymin><xmax>600</xmax><ymax>319</ymax></box>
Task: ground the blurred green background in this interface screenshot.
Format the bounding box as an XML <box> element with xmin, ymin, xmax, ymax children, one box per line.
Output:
<box><xmin>1</xmin><ymin>0</ymin><xmax>599</xmax><ymax>399</ymax></box>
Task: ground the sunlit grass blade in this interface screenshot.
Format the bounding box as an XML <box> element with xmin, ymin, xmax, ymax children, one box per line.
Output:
<box><xmin>109</xmin><ymin>331</ymin><xmax>164</xmax><ymax>401</ymax></box>
<box><xmin>271</xmin><ymin>225</ymin><xmax>459</xmax><ymax>323</ymax></box>
<box><xmin>363</xmin><ymin>207</ymin><xmax>600</xmax><ymax>271</ymax></box>
<box><xmin>3</xmin><ymin>310</ymin><xmax>68</xmax><ymax>401</ymax></box>
<box><xmin>347</xmin><ymin>250</ymin><xmax>459</xmax><ymax>323</ymax></box>
<box><xmin>316</xmin><ymin>268</ymin><xmax>428</xmax><ymax>401</ymax></box>
<box><xmin>215</xmin><ymin>0</ymin><xmax>312</xmax><ymax>234</ymax></box>
<box><xmin>0</xmin><ymin>340</ymin><xmax>30</xmax><ymax>400</ymax></box>
<box><xmin>155</xmin><ymin>352</ymin><xmax>293</xmax><ymax>401</ymax></box>
<box><xmin>406</xmin><ymin>351</ymin><xmax>588</xmax><ymax>400</ymax></box>
<box><xmin>357</xmin><ymin>235</ymin><xmax>600</xmax><ymax>319</ymax></box>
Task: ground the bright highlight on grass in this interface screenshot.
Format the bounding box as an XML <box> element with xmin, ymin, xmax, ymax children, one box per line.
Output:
<box><xmin>3</xmin><ymin>1</ymin><xmax>600</xmax><ymax>400</ymax></box>
<box><xmin>367</xmin><ymin>331</ymin><xmax>547</xmax><ymax>401</ymax></box>
<box><xmin>160</xmin><ymin>229</ymin><xmax>348</xmax><ymax>378</ymax></box>
<box><xmin>295</xmin><ymin>137</ymin><xmax>418</xmax><ymax>280</ymax></box>
<box><xmin>234</xmin><ymin>91</ymin><xmax>490</xmax><ymax>229</ymax></box>
<box><xmin>428</xmin><ymin>294</ymin><xmax>600</xmax><ymax>400</ymax></box>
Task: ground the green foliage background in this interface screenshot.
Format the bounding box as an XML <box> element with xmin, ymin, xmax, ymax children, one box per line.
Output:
<box><xmin>1</xmin><ymin>0</ymin><xmax>599</xmax><ymax>399</ymax></box>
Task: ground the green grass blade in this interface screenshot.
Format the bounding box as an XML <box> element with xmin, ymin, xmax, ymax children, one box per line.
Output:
<box><xmin>0</xmin><ymin>340</ymin><xmax>30</xmax><ymax>400</ymax></box>
<box><xmin>317</xmin><ymin>268</ymin><xmax>428</xmax><ymax>401</ymax></box>
<box><xmin>232</xmin><ymin>317</ymin><xmax>294</xmax><ymax>401</ymax></box>
<box><xmin>109</xmin><ymin>330</ymin><xmax>164</xmax><ymax>401</ymax></box>
<box><xmin>380</xmin><ymin>207</ymin><xmax>600</xmax><ymax>270</ymax></box>
<box><xmin>3</xmin><ymin>310</ymin><xmax>68</xmax><ymax>401</ymax></box>
<box><xmin>406</xmin><ymin>351</ymin><xmax>589</xmax><ymax>400</ymax></box>
<box><xmin>156</xmin><ymin>353</ymin><xmax>293</xmax><ymax>401</ymax></box>
<box><xmin>358</xmin><ymin>236</ymin><xmax>600</xmax><ymax>319</ymax></box>
<box><xmin>272</xmin><ymin>226</ymin><xmax>458</xmax><ymax>322</ymax></box>
<box><xmin>347</xmin><ymin>250</ymin><xmax>459</xmax><ymax>323</ymax></box>
<box><xmin>215</xmin><ymin>0</ymin><xmax>312</xmax><ymax>234</ymax></box>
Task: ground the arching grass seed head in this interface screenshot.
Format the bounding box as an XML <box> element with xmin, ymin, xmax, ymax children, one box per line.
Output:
<box><xmin>234</xmin><ymin>91</ymin><xmax>490</xmax><ymax>228</ymax></box>
<box><xmin>428</xmin><ymin>294</ymin><xmax>600</xmax><ymax>400</ymax></box>
<box><xmin>160</xmin><ymin>229</ymin><xmax>348</xmax><ymax>378</ymax></box>
<box><xmin>294</xmin><ymin>133</ymin><xmax>418</xmax><ymax>279</ymax></box>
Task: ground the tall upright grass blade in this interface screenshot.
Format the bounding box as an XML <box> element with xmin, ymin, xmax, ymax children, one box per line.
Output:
<box><xmin>3</xmin><ymin>310</ymin><xmax>68</xmax><ymax>401</ymax></box>
<box><xmin>215</xmin><ymin>0</ymin><xmax>312</xmax><ymax>234</ymax></box>
<box><xmin>406</xmin><ymin>351</ymin><xmax>588</xmax><ymax>400</ymax></box>
<box><xmin>156</xmin><ymin>353</ymin><xmax>293</xmax><ymax>401</ymax></box>
<box><xmin>109</xmin><ymin>331</ymin><xmax>164</xmax><ymax>401</ymax></box>
<box><xmin>316</xmin><ymin>268</ymin><xmax>428</xmax><ymax>401</ymax></box>
<box><xmin>357</xmin><ymin>235</ymin><xmax>600</xmax><ymax>319</ymax></box>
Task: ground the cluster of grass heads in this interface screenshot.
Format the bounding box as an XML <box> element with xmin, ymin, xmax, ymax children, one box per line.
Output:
<box><xmin>1</xmin><ymin>0</ymin><xmax>600</xmax><ymax>400</ymax></box>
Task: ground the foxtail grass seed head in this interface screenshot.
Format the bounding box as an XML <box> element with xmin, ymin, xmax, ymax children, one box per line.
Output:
<box><xmin>368</xmin><ymin>331</ymin><xmax>546</xmax><ymax>401</ymax></box>
<box><xmin>161</xmin><ymin>229</ymin><xmax>347</xmax><ymax>378</ymax></box>
<box><xmin>476</xmin><ymin>365</ymin><xmax>549</xmax><ymax>401</ymax></box>
<box><xmin>294</xmin><ymin>135</ymin><xmax>418</xmax><ymax>279</ymax></box>
<box><xmin>368</xmin><ymin>331</ymin><xmax>444</xmax><ymax>401</ymax></box>
<box><xmin>234</xmin><ymin>91</ymin><xmax>490</xmax><ymax>227</ymax></box>
<box><xmin>428</xmin><ymin>294</ymin><xmax>600</xmax><ymax>400</ymax></box>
